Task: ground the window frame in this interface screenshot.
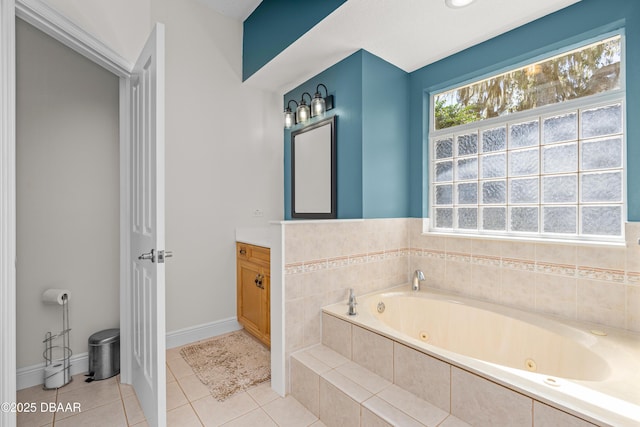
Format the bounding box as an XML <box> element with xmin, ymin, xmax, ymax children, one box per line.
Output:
<box><xmin>427</xmin><ymin>32</ymin><xmax>626</xmax><ymax>243</ymax></box>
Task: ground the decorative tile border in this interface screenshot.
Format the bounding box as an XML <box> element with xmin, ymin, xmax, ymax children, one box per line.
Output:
<box><xmin>577</xmin><ymin>267</ymin><xmax>625</xmax><ymax>283</ymax></box>
<box><xmin>285</xmin><ymin>247</ymin><xmax>410</xmax><ymax>275</ymax></box>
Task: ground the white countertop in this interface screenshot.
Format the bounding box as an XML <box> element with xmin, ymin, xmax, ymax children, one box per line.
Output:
<box><xmin>235</xmin><ymin>226</ymin><xmax>271</xmax><ymax>248</ymax></box>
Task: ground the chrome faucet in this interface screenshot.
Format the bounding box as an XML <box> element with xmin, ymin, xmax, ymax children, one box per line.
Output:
<box><xmin>412</xmin><ymin>270</ymin><xmax>425</xmax><ymax>291</ymax></box>
<box><xmin>347</xmin><ymin>288</ymin><xmax>357</xmax><ymax>316</ymax></box>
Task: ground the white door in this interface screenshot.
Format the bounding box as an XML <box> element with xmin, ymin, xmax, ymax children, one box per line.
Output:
<box><xmin>130</xmin><ymin>23</ymin><xmax>167</xmax><ymax>427</ymax></box>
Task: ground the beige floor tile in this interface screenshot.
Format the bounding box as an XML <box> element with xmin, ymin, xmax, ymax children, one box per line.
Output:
<box><xmin>167</xmin><ymin>365</ymin><xmax>177</xmax><ymax>384</ymax></box>
<box><xmin>178</xmin><ymin>375</ymin><xmax>211</xmax><ymax>402</ymax></box>
<box><xmin>132</xmin><ymin>422</ymin><xmax>149</xmax><ymax>427</ymax></box>
<box><xmin>167</xmin><ymin>357</ymin><xmax>195</xmax><ymax>379</ymax></box>
<box><xmin>262</xmin><ymin>396</ymin><xmax>317</xmax><ymax>427</ymax></box>
<box><xmin>220</xmin><ymin>408</ymin><xmax>277</xmax><ymax>427</ymax></box>
<box><xmin>167</xmin><ymin>404</ymin><xmax>203</xmax><ymax>427</ymax></box>
<box><xmin>57</xmin><ymin>374</ymin><xmax>115</xmax><ymax>395</ymax></box>
<box><xmin>118</xmin><ymin>380</ymin><xmax>136</xmax><ymax>398</ymax></box>
<box><xmin>56</xmin><ymin>377</ymin><xmax>122</xmax><ymax>420</ymax></box>
<box><xmin>309</xmin><ymin>421</ymin><xmax>328</xmax><ymax>427</ymax></box>
<box><xmin>246</xmin><ymin>382</ymin><xmax>280</xmax><ymax>406</ymax></box>
<box><xmin>167</xmin><ymin>381</ymin><xmax>189</xmax><ymax>411</ymax></box>
<box><xmin>192</xmin><ymin>392</ymin><xmax>258</xmax><ymax>427</ymax></box>
<box><xmin>166</xmin><ymin>346</ymin><xmax>184</xmax><ymax>361</ymax></box>
<box><xmin>53</xmin><ymin>399</ymin><xmax>127</xmax><ymax>427</ymax></box>
<box><xmin>16</xmin><ymin>385</ymin><xmax>57</xmax><ymax>427</ymax></box>
<box><xmin>122</xmin><ymin>393</ymin><xmax>146</xmax><ymax>425</ymax></box>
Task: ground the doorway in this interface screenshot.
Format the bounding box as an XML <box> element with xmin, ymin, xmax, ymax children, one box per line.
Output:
<box><xmin>15</xmin><ymin>17</ymin><xmax>120</xmax><ymax>388</ymax></box>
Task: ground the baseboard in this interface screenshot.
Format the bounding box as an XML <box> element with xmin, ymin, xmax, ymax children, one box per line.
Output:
<box><xmin>17</xmin><ymin>352</ymin><xmax>88</xmax><ymax>391</ymax></box>
<box><xmin>17</xmin><ymin>317</ymin><xmax>242</xmax><ymax>390</ymax></box>
<box><xmin>165</xmin><ymin>317</ymin><xmax>242</xmax><ymax>349</ymax></box>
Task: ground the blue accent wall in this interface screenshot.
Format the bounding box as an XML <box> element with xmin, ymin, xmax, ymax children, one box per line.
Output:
<box><xmin>284</xmin><ymin>51</ymin><xmax>363</xmax><ymax>219</ymax></box>
<box><xmin>409</xmin><ymin>0</ymin><xmax>640</xmax><ymax>219</ymax></box>
<box><xmin>284</xmin><ymin>50</ymin><xmax>410</xmax><ymax>219</ymax></box>
<box><xmin>362</xmin><ymin>51</ymin><xmax>410</xmax><ymax>218</ymax></box>
<box><xmin>242</xmin><ymin>0</ymin><xmax>346</xmax><ymax>81</ymax></box>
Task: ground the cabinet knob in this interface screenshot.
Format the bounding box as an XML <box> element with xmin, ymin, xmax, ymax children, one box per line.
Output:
<box><xmin>255</xmin><ymin>273</ymin><xmax>265</xmax><ymax>289</ymax></box>
<box><xmin>239</xmin><ymin>248</ymin><xmax>247</xmax><ymax>255</ymax></box>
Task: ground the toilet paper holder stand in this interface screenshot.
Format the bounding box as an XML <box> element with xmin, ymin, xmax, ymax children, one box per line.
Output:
<box><xmin>42</xmin><ymin>294</ymin><xmax>72</xmax><ymax>389</ymax></box>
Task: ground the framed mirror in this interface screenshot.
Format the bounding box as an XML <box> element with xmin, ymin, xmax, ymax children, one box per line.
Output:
<box><xmin>291</xmin><ymin>115</ymin><xmax>337</xmax><ymax>219</ymax></box>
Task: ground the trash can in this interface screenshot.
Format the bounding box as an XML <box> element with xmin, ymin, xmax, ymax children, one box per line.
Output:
<box><xmin>88</xmin><ymin>328</ymin><xmax>120</xmax><ymax>380</ymax></box>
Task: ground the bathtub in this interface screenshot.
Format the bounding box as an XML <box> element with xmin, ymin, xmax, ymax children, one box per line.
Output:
<box><xmin>322</xmin><ymin>285</ymin><xmax>640</xmax><ymax>426</ymax></box>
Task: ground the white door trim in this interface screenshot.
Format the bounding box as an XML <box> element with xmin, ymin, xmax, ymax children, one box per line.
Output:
<box><xmin>0</xmin><ymin>1</ymin><xmax>17</xmax><ymax>426</ymax></box>
<box><xmin>15</xmin><ymin>0</ymin><xmax>132</xmax><ymax>77</ymax></box>
<box><xmin>1</xmin><ymin>2</ymin><xmax>137</xmax><ymax>424</ymax></box>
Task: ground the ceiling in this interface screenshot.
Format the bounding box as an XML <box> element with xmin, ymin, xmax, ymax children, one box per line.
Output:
<box><xmin>197</xmin><ymin>0</ymin><xmax>262</xmax><ymax>21</ymax></box>
<box><xmin>204</xmin><ymin>0</ymin><xmax>581</xmax><ymax>94</ymax></box>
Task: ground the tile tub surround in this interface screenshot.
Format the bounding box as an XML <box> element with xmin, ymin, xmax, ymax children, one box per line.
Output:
<box><xmin>408</xmin><ymin>219</ymin><xmax>640</xmax><ymax>332</ymax></box>
<box><xmin>320</xmin><ymin>289</ymin><xmax>640</xmax><ymax>427</ymax></box>
<box><xmin>282</xmin><ymin>218</ymin><xmax>411</xmax><ymax>387</ymax></box>
<box><xmin>311</xmin><ymin>312</ymin><xmax>615</xmax><ymax>427</ymax></box>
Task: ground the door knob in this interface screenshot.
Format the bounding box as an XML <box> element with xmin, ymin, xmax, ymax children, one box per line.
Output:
<box><xmin>138</xmin><ymin>249</ymin><xmax>156</xmax><ymax>262</ymax></box>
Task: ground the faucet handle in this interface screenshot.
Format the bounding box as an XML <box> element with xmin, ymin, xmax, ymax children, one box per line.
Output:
<box><xmin>415</xmin><ymin>270</ymin><xmax>425</xmax><ymax>281</ymax></box>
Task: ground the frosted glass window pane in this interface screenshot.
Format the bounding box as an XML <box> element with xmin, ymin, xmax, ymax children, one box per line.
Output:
<box><xmin>510</xmin><ymin>207</ymin><xmax>539</xmax><ymax>232</ymax></box>
<box><xmin>510</xmin><ymin>178</ymin><xmax>538</xmax><ymax>204</ymax></box>
<box><xmin>582</xmin><ymin>206</ymin><xmax>622</xmax><ymax>236</ymax></box>
<box><xmin>457</xmin><ymin>133</ymin><xmax>478</xmax><ymax>156</ymax></box>
<box><xmin>457</xmin><ymin>208</ymin><xmax>478</xmax><ymax>229</ymax></box>
<box><xmin>510</xmin><ymin>148</ymin><xmax>539</xmax><ymax>176</ymax></box>
<box><xmin>481</xmin><ymin>153</ymin><xmax>506</xmax><ymax>178</ymax></box>
<box><xmin>435</xmin><ymin>138</ymin><xmax>453</xmax><ymax>159</ymax></box>
<box><xmin>482</xmin><ymin>207</ymin><xmax>506</xmax><ymax>231</ymax></box>
<box><xmin>581</xmin><ymin>104</ymin><xmax>622</xmax><ymax>138</ymax></box>
<box><xmin>581</xmin><ymin>137</ymin><xmax>622</xmax><ymax>170</ymax></box>
<box><xmin>482</xmin><ymin>180</ymin><xmax>506</xmax><ymax>204</ymax></box>
<box><xmin>435</xmin><ymin>185</ymin><xmax>453</xmax><ymax>205</ymax></box>
<box><xmin>543</xmin><ymin>113</ymin><xmax>577</xmax><ymax>144</ymax></box>
<box><xmin>482</xmin><ymin>127</ymin><xmax>506</xmax><ymax>152</ymax></box>
<box><xmin>543</xmin><ymin>175</ymin><xmax>577</xmax><ymax>203</ymax></box>
<box><xmin>510</xmin><ymin>120</ymin><xmax>539</xmax><ymax>148</ymax></box>
<box><xmin>543</xmin><ymin>207</ymin><xmax>576</xmax><ymax>234</ymax></box>
<box><xmin>435</xmin><ymin>208</ymin><xmax>453</xmax><ymax>228</ymax></box>
<box><xmin>457</xmin><ymin>183</ymin><xmax>478</xmax><ymax>204</ymax></box>
<box><xmin>543</xmin><ymin>143</ymin><xmax>577</xmax><ymax>174</ymax></box>
<box><xmin>581</xmin><ymin>172</ymin><xmax>622</xmax><ymax>202</ymax></box>
<box><xmin>457</xmin><ymin>158</ymin><xmax>478</xmax><ymax>180</ymax></box>
<box><xmin>435</xmin><ymin>161</ymin><xmax>453</xmax><ymax>182</ymax></box>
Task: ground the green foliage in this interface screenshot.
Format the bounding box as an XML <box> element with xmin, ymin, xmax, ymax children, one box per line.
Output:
<box><xmin>434</xmin><ymin>36</ymin><xmax>621</xmax><ymax>130</ymax></box>
<box><xmin>434</xmin><ymin>99</ymin><xmax>479</xmax><ymax>130</ymax></box>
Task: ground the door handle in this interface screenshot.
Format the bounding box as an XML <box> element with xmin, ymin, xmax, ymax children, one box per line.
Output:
<box><xmin>138</xmin><ymin>249</ymin><xmax>156</xmax><ymax>262</ymax></box>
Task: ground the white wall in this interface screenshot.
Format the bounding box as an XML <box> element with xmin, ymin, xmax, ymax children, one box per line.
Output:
<box><xmin>38</xmin><ymin>0</ymin><xmax>283</xmax><ymax>334</ymax></box>
<box><xmin>150</xmin><ymin>0</ymin><xmax>282</xmax><ymax>332</ymax></box>
<box><xmin>16</xmin><ymin>19</ymin><xmax>120</xmax><ymax>367</ymax></box>
<box><xmin>42</xmin><ymin>0</ymin><xmax>151</xmax><ymax>64</ymax></box>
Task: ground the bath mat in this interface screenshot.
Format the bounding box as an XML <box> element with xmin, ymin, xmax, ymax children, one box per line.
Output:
<box><xmin>179</xmin><ymin>330</ymin><xmax>270</xmax><ymax>401</ymax></box>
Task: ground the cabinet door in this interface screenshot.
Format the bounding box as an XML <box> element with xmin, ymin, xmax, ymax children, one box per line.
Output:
<box><xmin>262</xmin><ymin>272</ymin><xmax>270</xmax><ymax>346</ymax></box>
<box><xmin>237</xmin><ymin>259</ymin><xmax>265</xmax><ymax>339</ymax></box>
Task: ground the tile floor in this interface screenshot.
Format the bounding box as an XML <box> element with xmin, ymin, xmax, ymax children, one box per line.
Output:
<box><xmin>17</xmin><ymin>343</ymin><xmax>323</xmax><ymax>427</ymax></box>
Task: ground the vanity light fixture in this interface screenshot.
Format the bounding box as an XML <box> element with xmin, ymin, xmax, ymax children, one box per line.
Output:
<box><xmin>311</xmin><ymin>84</ymin><xmax>334</xmax><ymax>118</ymax></box>
<box><xmin>445</xmin><ymin>0</ymin><xmax>475</xmax><ymax>8</ymax></box>
<box><xmin>284</xmin><ymin>83</ymin><xmax>334</xmax><ymax>128</ymax></box>
<box><xmin>296</xmin><ymin>92</ymin><xmax>312</xmax><ymax>124</ymax></box>
<box><xmin>284</xmin><ymin>100</ymin><xmax>298</xmax><ymax>129</ymax></box>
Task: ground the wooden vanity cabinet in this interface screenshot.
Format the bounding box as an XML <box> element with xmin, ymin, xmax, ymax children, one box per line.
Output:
<box><xmin>236</xmin><ymin>242</ymin><xmax>270</xmax><ymax>347</ymax></box>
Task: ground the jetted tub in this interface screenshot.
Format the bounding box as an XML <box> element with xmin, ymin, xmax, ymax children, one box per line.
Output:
<box><xmin>322</xmin><ymin>286</ymin><xmax>640</xmax><ymax>426</ymax></box>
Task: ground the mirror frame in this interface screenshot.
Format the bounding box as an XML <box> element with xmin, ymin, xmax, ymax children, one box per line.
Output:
<box><xmin>291</xmin><ymin>115</ymin><xmax>337</xmax><ymax>219</ymax></box>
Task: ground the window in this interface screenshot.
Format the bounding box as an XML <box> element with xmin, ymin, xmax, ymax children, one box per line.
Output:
<box><xmin>430</xmin><ymin>35</ymin><xmax>624</xmax><ymax>240</ymax></box>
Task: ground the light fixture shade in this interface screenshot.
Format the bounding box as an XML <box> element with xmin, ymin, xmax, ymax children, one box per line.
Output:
<box><xmin>311</xmin><ymin>95</ymin><xmax>326</xmax><ymax>117</ymax></box>
<box><xmin>296</xmin><ymin>103</ymin><xmax>310</xmax><ymax>124</ymax></box>
<box><xmin>445</xmin><ymin>0</ymin><xmax>475</xmax><ymax>8</ymax></box>
<box><xmin>284</xmin><ymin>110</ymin><xmax>295</xmax><ymax>129</ymax></box>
